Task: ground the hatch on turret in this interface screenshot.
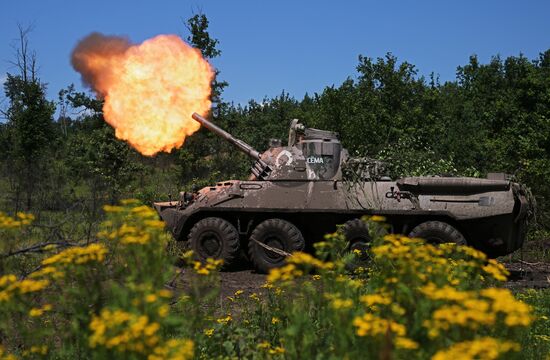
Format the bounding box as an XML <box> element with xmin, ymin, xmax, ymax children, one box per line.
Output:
<box><xmin>299</xmin><ymin>128</ymin><xmax>342</xmax><ymax>180</ymax></box>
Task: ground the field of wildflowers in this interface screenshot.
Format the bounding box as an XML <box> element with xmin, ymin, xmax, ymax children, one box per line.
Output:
<box><xmin>0</xmin><ymin>201</ymin><xmax>549</xmax><ymax>359</ymax></box>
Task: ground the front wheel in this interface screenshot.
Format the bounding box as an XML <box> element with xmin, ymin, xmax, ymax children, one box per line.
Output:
<box><xmin>188</xmin><ymin>217</ymin><xmax>240</xmax><ymax>268</ymax></box>
<box><xmin>248</xmin><ymin>218</ymin><xmax>305</xmax><ymax>273</ymax></box>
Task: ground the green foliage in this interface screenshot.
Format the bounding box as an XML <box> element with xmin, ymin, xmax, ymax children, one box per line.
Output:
<box><xmin>66</xmin><ymin>122</ymin><xmax>142</xmax><ymax>205</ymax></box>
<box><xmin>517</xmin><ymin>289</ymin><xmax>550</xmax><ymax>358</ymax></box>
<box><xmin>2</xmin><ymin>74</ymin><xmax>56</xmax><ymax>211</ymax></box>
<box><xmin>0</xmin><ymin>202</ymin><xmax>195</xmax><ymax>359</ymax></box>
<box><xmin>3</xmin><ymin>210</ymin><xmax>548</xmax><ymax>359</ymax></box>
<box><xmin>377</xmin><ymin>136</ymin><xmax>479</xmax><ymax>178</ymax></box>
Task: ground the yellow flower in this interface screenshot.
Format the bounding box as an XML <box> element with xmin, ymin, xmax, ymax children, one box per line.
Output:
<box><xmin>143</xmin><ymin>323</ymin><xmax>160</xmax><ymax>336</ymax></box>
<box><xmin>360</xmin><ymin>294</ymin><xmax>391</xmax><ymax>307</ymax></box>
<box><xmin>103</xmin><ymin>205</ymin><xmax>124</xmax><ymax>213</ymax></box>
<box><xmin>287</xmin><ymin>251</ymin><xmax>334</xmax><ymax>270</ymax></box>
<box><xmin>29</xmin><ymin>308</ymin><xmax>44</xmax><ymax>317</ymax></box>
<box><xmin>158</xmin><ymin>305</ymin><xmax>170</xmax><ymax>318</ymax></box>
<box><xmin>432</xmin><ymin>337</ymin><xmax>520</xmax><ymax>360</ymax></box>
<box><xmin>482</xmin><ymin>259</ymin><xmax>509</xmax><ymax>281</ymax></box>
<box><xmin>29</xmin><ymin>345</ymin><xmax>48</xmax><ymax>355</ymax></box>
<box><xmin>370</xmin><ymin>215</ymin><xmax>386</xmax><ymax>222</ymax></box>
<box><xmin>267</xmin><ymin>264</ymin><xmax>303</xmax><ymax>283</ymax></box>
<box><xmin>331</xmin><ymin>298</ymin><xmax>353</xmax><ymax>310</ymax></box>
<box><xmin>353</xmin><ymin>314</ymin><xmax>406</xmax><ymax>337</ymax></box>
<box><xmin>0</xmin><ymin>274</ymin><xmax>17</xmax><ymax>287</ymax></box>
<box><xmin>41</xmin><ymin>244</ymin><xmax>107</xmax><ymax>267</ymax></box>
<box><xmin>269</xmin><ymin>346</ymin><xmax>285</xmax><ymax>355</ymax></box>
<box><xmin>420</xmin><ymin>283</ymin><xmax>471</xmax><ymax>302</ymax></box>
<box><xmin>257</xmin><ymin>341</ymin><xmax>271</xmax><ymax>350</ymax></box>
<box><xmin>144</xmin><ymin>220</ymin><xmax>165</xmax><ymax>229</ymax></box>
<box><xmin>395</xmin><ymin>337</ymin><xmax>419</xmax><ymax>350</ymax></box>
<box><xmin>458</xmin><ymin>246</ymin><xmax>488</xmax><ymax>260</ymax></box>
<box><xmin>151</xmin><ymin>339</ymin><xmax>194</xmax><ymax>360</ymax></box>
<box><xmin>481</xmin><ymin>288</ymin><xmax>533</xmax><ymax>326</ymax></box>
<box><xmin>271</xmin><ymin>317</ymin><xmax>280</xmax><ymax>324</ymax></box>
<box><xmin>196</xmin><ymin>268</ymin><xmax>210</xmax><ymax>275</ymax></box>
<box><xmin>204</xmin><ymin>328</ymin><xmax>214</xmax><ymax>337</ymax></box>
<box><xmin>16</xmin><ymin>279</ymin><xmax>50</xmax><ymax>294</ymax></box>
<box><xmin>216</xmin><ymin>315</ymin><xmax>232</xmax><ymax>325</ymax></box>
<box><xmin>391</xmin><ymin>304</ymin><xmax>406</xmax><ymax>316</ymax></box>
<box><xmin>29</xmin><ymin>304</ymin><xmax>53</xmax><ymax>317</ymax></box>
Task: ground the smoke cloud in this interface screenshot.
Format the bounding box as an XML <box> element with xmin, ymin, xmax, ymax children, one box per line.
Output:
<box><xmin>71</xmin><ymin>32</ymin><xmax>132</xmax><ymax>96</ymax></box>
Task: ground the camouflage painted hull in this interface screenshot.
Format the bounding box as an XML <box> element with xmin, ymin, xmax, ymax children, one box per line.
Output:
<box><xmin>154</xmin><ymin>176</ymin><xmax>530</xmax><ymax>257</ymax></box>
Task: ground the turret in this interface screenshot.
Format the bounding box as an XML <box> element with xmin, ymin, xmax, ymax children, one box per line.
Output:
<box><xmin>192</xmin><ymin>112</ymin><xmax>347</xmax><ymax>181</ymax></box>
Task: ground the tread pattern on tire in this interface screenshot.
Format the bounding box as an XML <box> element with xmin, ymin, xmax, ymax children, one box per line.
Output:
<box><xmin>188</xmin><ymin>217</ymin><xmax>240</xmax><ymax>267</ymax></box>
<box><xmin>408</xmin><ymin>221</ymin><xmax>466</xmax><ymax>245</ymax></box>
<box><xmin>248</xmin><ymin>218</ymin><xmax>305</xmax><ymax>274</ymax></box>
<box><xmin>342</xmin><ymin>218</ymin><xmax>371</xmax><ymax>243</ymax></box>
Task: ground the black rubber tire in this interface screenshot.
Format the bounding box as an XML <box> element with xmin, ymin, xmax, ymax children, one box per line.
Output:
<box><xmin>188</xmin><ymin>217</ymin><xmax>240</xmax><ymax>268</ymax></box>
<box><xmin>342</xmin><ymin>219</ymin><xmax>372</xmax><ymax>261</ymax></box>
<box><xmin>342</xmin><ymin>218</ymin><xmax>372</xmax><ymax>244</ymax></box>
<box><xmin>248</xmin><ymin>218</ymin><xmax>305</xmax><ymax>274</ymax></box>
<box><xmin>408</xmin><ymin>221</ymin><xmax>466</xmax><ymax>245</ymax></box>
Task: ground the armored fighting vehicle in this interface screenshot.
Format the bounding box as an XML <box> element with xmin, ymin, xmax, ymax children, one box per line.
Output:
<box><xmin>154</xmin><ymin>113</ymin><xmax>531</xmax><ymax>273</ymax></box>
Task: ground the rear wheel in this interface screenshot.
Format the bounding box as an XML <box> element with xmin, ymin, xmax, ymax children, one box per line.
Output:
<box><xmin>188</xmin><ymin>217</ymin><xmax>240</xmax><ymax>267</ymax></box>
<box><xmin>248</xmin><ymin>218</ymin><xmax>305</xmax><ymax>273</ymax></box>
<box><xmin>408</xmin><ymin>221</ymin><xmax>466</xmax><ymax>245</ymax></box>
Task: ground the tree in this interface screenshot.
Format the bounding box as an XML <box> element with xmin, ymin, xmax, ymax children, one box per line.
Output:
<box><xmin>185</xmin><ymin>13</ymin><xmax>228</xmax><ymax>113</ymax></box>
<box><xmin>1</xmin><ymin>25</ymin><xmax>56</xmax><ymax>211</ymax></box>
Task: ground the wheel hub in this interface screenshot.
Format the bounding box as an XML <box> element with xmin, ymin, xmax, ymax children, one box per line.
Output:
<box><xmin>264</xmin><ymin>236</ymin><xmax>284</xmax><ymax>261</ymax></box>
<box><xmin>200</xmin><ymin>231</ymin><xmax>221</xmax><ymax>257</ymax></box>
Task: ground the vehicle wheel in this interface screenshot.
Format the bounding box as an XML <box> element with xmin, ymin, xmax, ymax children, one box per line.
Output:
<box><xmin>341</xmin><ymin>219</ymin><xmax>372</xmax><ymax>261</ymax></box>
<box><xmin>188</xmin><ymin>217</ymin><xmax>240</xmax><ymax>268</ymax></box>
<box><xmin>342</xmin><ymin>218</ymin><xmax>371</xmax><ymax>261</ymax></box>
<box><xmin>248</xmin><ymin>218</ymin><xmax>305</xmax><ymax>273</ymax></box>
<box><xmin>342</xmin><ymin>218</ymin><xmax>371</xmax><ymax>243</ymax></box>
<box><xmin>408</xmin><ymin>221</ymin><xmax>466</xmax><ymax>245</ymax></box>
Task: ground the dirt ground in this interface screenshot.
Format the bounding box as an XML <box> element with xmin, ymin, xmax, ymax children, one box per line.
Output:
<box><xmin>167</xmin><ymin>261</ymin><xmax>549</xmax><ymax>303</ymax></box>
<box><xmin>504</xmin><ymin>261</ymin><xmax>550</xmax><ymax>289</ymax></box>
<box><xmin>216</xmin><ymin>270</ymin><xmax>267</xmax><ymax>298</ymax></box>
<box><xmin>168</xmin><ymin>268</ymin><xmax>267</xmax><ymax>301</ymax></box>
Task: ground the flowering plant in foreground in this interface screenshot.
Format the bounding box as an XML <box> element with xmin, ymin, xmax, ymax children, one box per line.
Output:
<box><xmin>245</xmin><ymin>217</ymin><xmax>537</xmax><ymax>359</ymax></box>
<box><xmin>0</xmin><ymin>201</ymin><xmax>194</xmax><ymax>359</ymax></box>
<box><xmin>0</xmin><ymin>205</ymin><xmax>548</xmax><ymax>359</ymax></box>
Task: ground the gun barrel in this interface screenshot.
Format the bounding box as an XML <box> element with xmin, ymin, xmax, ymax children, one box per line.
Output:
<box><xmin>192</xmin><ymin>112</ymin><xmax>261</xmax><ymax>160</ymax></box>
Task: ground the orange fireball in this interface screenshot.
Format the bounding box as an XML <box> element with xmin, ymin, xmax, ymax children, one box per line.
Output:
<box><xmin>72</xmin><ymin>33</ymin><xmax>214</xmax><ymax>156</ymax></box>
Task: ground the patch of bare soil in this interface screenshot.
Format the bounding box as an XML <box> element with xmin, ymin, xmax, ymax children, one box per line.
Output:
<box><xmin>167</xmin><ymin>268</ymin><xmax>266</xmax><ymax>300</ymax></box>
<box><xmin>167</xmin><ymin>260</ymin><xmax>550</xmax><ymax>304</ymax></box>
<box><xmin>504</xmin><ymin>261</ymin><xmax>550</xmax><ymax>289</ymax></box>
